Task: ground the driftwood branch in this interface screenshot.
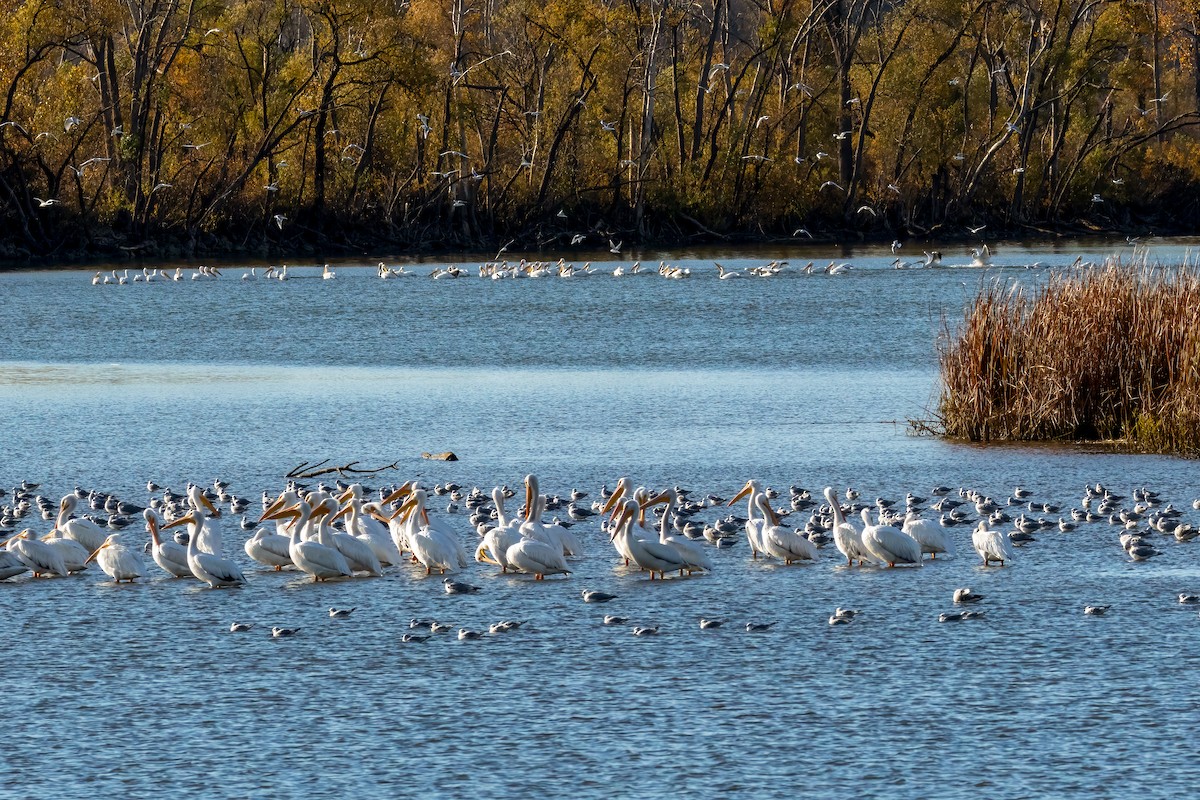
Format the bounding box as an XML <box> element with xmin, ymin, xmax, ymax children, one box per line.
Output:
<box><xmin>286</xmin><ymin>459</ymin><xmax>403</xmax><ymax>479</ymax></box>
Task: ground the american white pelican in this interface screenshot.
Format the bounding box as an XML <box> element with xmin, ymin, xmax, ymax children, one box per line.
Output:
<box><xmin>902</xmin><ymin>512</ymin><xmax>955</xmax><ymax>559</ymax></box>
<box><xmin>312</xmin><ymin>499</ymin><xmax>381</xmax><ymax>576</ymax></box>
<box><xmin>729</xmin><ymin>480</ymin><xmax>768</xmax><ymax>558</ymax></box>
<box><xmin>0</xmin><ymin>550</ymin><xmax>28</xmax><ymax>580</ymax></box>
<box><xmin>336</xmin><ymin>486</ymin><xmax>402</xmax><ymax>566</ymax></box>
<box><xmin>860</xmin><ymin>508</ymin><xmax>922</xmax><ymax>567</ymax></box>
<box><xmin>392</xmin><ymin>490</ymin><xmax>465</xmax><ymax>575</ymax></box>
<box><xmin>506</xmin><ymin>536</ymin><xmax>571</xmax><ymax>579</ymax></box>
<box><xmin>611</xmin><ymin>499</ymin><xmax>688</xmax><ymax>579</ymax></box>
<box><xmin>645</xmin><ymin>489</ymin><xmax>713</xmax><ymax>574</ymax></box>
<box><xmin>279</xmin><ymin>499</ymin><xmax>350</xmax><ymax>581</ymax></box>
<box><xmin>754</xmin><ymin>494</ymin><xmax>818</xmax><ymax>565</ymax></box>
<box><xmin>40</xmin><ymin>529</ymin><xmax>90</xmax><ymax>573</ymax></box>
<box><xmin>824</xmin><ymin>487</ymin><xmax>874</xmax><ymax>566</ymax></box>
<box><xmin>186</xmin><ymin>486</ymin><xmax>223</xmax><ymax>555</ymax></box>
<box><xmin>163</xmin><ymin>513</ymin><xmax>246</xmax><ymax>588</ymax></box>
<box><xmin>146</xmin><ymin>509</ymin><xmax>193</xmax><ymax>577</ymax></box>
<box><xmin>243</xmin><ymin>526</ymin><xmax>294</xmax><ymax>571</ymax></box>
<box><xmin>477</xmin><ymin>487</ymin><xmax>524</xmax><ymax>571</ymax></box>
<box><xmin>55</xmin><ymin>495</ymin><xmax>108</xmax><ymax>553</ymax></box>
<box><xmin>86</xmin><ymin>533</ymin><xmax>145</xmax><ymax>582</ymax></box>
<box><xmin>972</xmin><ymin>520</ymin><xmax>1015</xmax><ymax>566</ymax></box>
<box><xmin>322</xmin><ymin>264</ymin><xmax>336</xmax><ymax>280</ymax></box>
<box><xmin>5</xmin><ymin>530</ymin><xmax>67</xmax><ymax>576</ymax></box>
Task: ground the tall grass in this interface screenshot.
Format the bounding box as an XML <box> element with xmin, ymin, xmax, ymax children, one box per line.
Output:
<box><xmin>936</xmin><ymin>261</ymin><xmax>1200</xmax><ymax>454</ymax></box>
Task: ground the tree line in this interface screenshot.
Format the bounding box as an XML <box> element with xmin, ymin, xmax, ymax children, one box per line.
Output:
<box><xmin>1</xmin><ymin>0</ymin><xmax>1199</xmax><ymax>259</ymax></box>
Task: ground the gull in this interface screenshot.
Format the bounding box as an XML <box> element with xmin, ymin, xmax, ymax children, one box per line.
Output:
<box><xmin>34</xmin><ymin>198</ymin><xmax>59</xmax><ymax>207</ymax></box>
<box><xmin>1126</xmin><ymin>236</ymin><xmax>1139</xmax><ymax>245</ymax></box>
<box><xmin>599</xmin><ymin>120</ymin><xmax>617</xmax><ymax>132</ymax></box>
<box><xmin>833</xmin><ymin>130</ymin><xmax>851</xmax><ymax>140</ymax></box>
<box><xmin>1084</xmin><ymin>605</ymin><xmax>1110</xmax><ymax>616</ymax></box>
<box><xmin>329</xmin><ymin>607</ymin><xmax>356</xmax><ymax>618</ymax></box>
<box><xmin>887</xmin><ymin>183</ymin><xmax>901</xmax><ymax>193</ymax></box>
<box><xmin>401</xmin><ymin>633</ymin><xmax>429</xmax><ymax>643</ymax></box>
<box><xmin>793</xmin><ymin>228</ymin><xmax>813</xmax><ymax>238</ymax></box>
<box><xmin>891</xmin><ymin>240</ymin><xmax>902</xmax><ymax>254</ymax></box>
<box><xmin>708</xmin><ymin>63</ymin><xmax>729</xmax><ymax>77</ymax></box>
<box><xmin>699</xmin><ymin>619</ymin><xmax>725</xmax><ymax>629</ymax></box>
<box><xmin>440</xmin><ymin>150</ymin><xmax>468</xmax><ymax>159</ymax></box>
<box><xmin>457</xmin><ymin>628</ymin><xmax>484</xmax><ymax>640</ymax></box>
<box><xmin>741</xmin><ymin>154</ymin><xmax>770</xmax><ymax>162</ymax></box>
<box><xmin>953</xmin><ymin>152</ymin><xmax>966</xmax><ymax>161</ymax></box>
<box><xmin>1112</xmin><ymin>178</ymin><xmax>1125</xmax><ymax>185</ymax></box>
<box><xmin>845</xmin><ymin>97</ymin><xmax>860</xmax><ymax>106</ymax></box>
<box><xmin>745</xmin><ymin>622</ymin><xmax>775</xmax><ymax>632</ymax></box>
<box><xmin>264</xmin><ymin>183</ymin><xmax>279</xmax><ymax>192</ymax></box>
<box><xmin>182</xmin><ymin>142</ymin><xmax>210</xmax><ymax>150</ymax></box>
<box><xmin>603</xmin><ymin>615</ymin><xmax>629</xmax><ymax>625</ymax></box>
<box><xmin>570</xmin><ymin>234</ymin><xmax>586</xmax><ymax>245</ymax></box>
<box><xmin>0</xmin><ymin>121</ymin><xmax>27</xmax><ymax>134</ymax></box>
<box><xmin>273</xmin><ymin>214</ymin><xmax>286</xmax><ymax>229</ymax></box>
<box><xmin>1150</xmin><ymin>91</ymin><xmax>1170</xmax><ymax>103</ymax></box>
<box><xmin>444</xmin><ymin>578</ymin><xmax>480</xmax><ymax>594</ymax></box>
<box><xmin>968</xmin><ymin>224</ymin><xmax>987</xmax><ymax>234</ymax></box>
<box><xmin>229</xmin><ymin>622</ymin><xmax>253</xmax><ymax>632</ymax></box>
<box><xmin>271</xmin><ymin>627</ymin><xmax>300</xmax><ymax>638</ymax></box>
<box><xmin>582</xmin><ymin>589</ymin><xmax>617</xmax><ymax>603</ymax></box>
<box><xmin>608</xmin><ymin>239</ymin><xmax>622</xmax><ymax>254</ymax></box>
<box><xmin>204</xmin><ymin>28</ymin><xmax>222</xmax><ymax>35</ymax></box>
<box><xmin>755</xmin><ymin>115</ymin><xmax>769</xmax><ymax>128</ymax></box>
<box><xmin>814</xmin><ymin>151</ymin><xmax>829</xmax><ymax>160</ymax></box>
<box><xmin>856</xmin><ymin>205</ymin><xmax>876</xmax><ymax>217</ymax></box>
<box><xmin>64</xmin><ymin>116</ymin><xmax>81</xmax><ymax>132</ymax></box>
<box><xmin>819</xmin><ymin>180</ymin><xmax>844</xmax><ymax>192</ymax></box>
<box><xmin>788</xmin><ymin>82</ymin><xmax>813</xmax><ymax>96</ymax></box>
<box><xmin>632</xmin><ymin>626</ymin><xmax>660</xmax><ymax>636</ymax></box>
<box><xmin>1091</xmin><ymin>193</ymin><xmax>1103</xmax><ymax>203</ymax></box>
<box><xmin>556</xmin><ymin>209</ymin><xmax>568</xmax><ymax>219</ymax></box>
<box><xmin>150</xmin><ymin>182</ymin><xmax>172</xmax><ymax>193</ymax></box>
<box><xmin>496</xmin><ymin>239</ymin><xmax>515</xmax><ymax>259</ymax></box>
<box><xmin>111</xmin><ymin>126</ymin><xmax>123</xmax><ymax>136</ymax></box>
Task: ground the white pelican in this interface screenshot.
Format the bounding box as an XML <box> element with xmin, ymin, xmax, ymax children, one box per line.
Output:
<box><xmin>972</xmin><ymin>520</ymin><xmax>1015</xmax><ymax>566</ymax></box>
<box><xmin>392</xmin><ymin>490</ymin><xmax>464</xmax><ymax>575</ymax></box>
<box><xmin>903</xmin><ymin>512</ymin><xmax>955</xmax><ymax>559</ymax></box>
<box><xmin>266</xmin><ymin>499</ymin><xmax>350</xmax><ymax>582</ymax></box>
<box><xmin>243</xmin><ymin>526</ymin><xmax>294</xmax><ymax>571</ymax></box>
<box><xmin>55</xmin><ymin>495</ymin><xmax>108</xmax><ymax>553</ymax></box>
<box><xmin>645</xmin><ymin>488</ymin><xmax>713</xmax><ymax>574</ymax></box>
<box><xmin>86</xmin><ymin>533</ymin><xmax>145</xmax><ymax>582</ymax></box>
<box><xmin>40</xmin><ymin>528</ymin><xmax>91</xmax><ymax>572</ymax></box>
<box><xmin>336</xmin><ymin>486</ymin><xmax>402</xmax><ymax>566</ymax></box>
<box><xmin>824</xmin><ymin>487</ymin><xmax>874</xmax><ymax>566</ymax></box>
<box><xmin>322</xmin><ymin>263</ymin><xmax>336</xmax><ymax>280</ymax></box>
<box><xmin>0</xmin><ymin>550</ymin><xmax>28</xmax><ymax>580</ymax></box>
<box><xmin>755</xmin><ymin>494</ymin><xmax>819</xmax><ymax>565</ymax></box>
<box><xmin>146</xmin><ymin>509</ymin><xmax>193</xmax><ymax>577</ymax></box>
<box><xmin>5</xmin><ymin>529</ymin><xmax>68</xmax><ymax>577</ymax></box>
<box><xmin>314</xmin><ymin>500</ymin><xmax>381</xmax><ymax>576</ymax></box>
<box><xmin>610</xmin><ymin>499</ymin><xmax>688</xmax><ymax>579</ymax></box>
<box><xmin>859</xmin><ymin>508</ymin><xmax>922</xmax><ymax>567</ymax></box>
<box><xmin>729</xmin><ymin>479</ymin><xmax>768</xmax><ymax>558</ymax></box>
<box><xmin>164</xmin><ymin>513</ymin><xmax>246</xmax><ymax>588</ymax></box>
<box><xmin>477</xmin><ymin>487</ymin><xmax>523</xmax><ymax>571</ymax></box>
<box><xmin>186</xmin><ymin>486</ymin><xmax>223</xmax><ymax>555</ymax></box>
<box><xmin>506</xmin><ymin>536</ymin><xmax>571</xmax><ymax>580</ymax></box>
<box><xmin>601</xmin><ymin>478</ymin><xmax>642</xmax><ymax>564</ymax></box>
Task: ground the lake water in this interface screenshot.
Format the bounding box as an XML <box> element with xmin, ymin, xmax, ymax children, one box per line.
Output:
<box><xmin>3</xmin><ymin>238</ymin><xmax>1199</xmax><ymax>798</ymax></box>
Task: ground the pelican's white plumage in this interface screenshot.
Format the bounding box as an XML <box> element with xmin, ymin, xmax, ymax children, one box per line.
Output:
<box><xmin>165</xmin><ymin>513</ymin><xmax>246</xmax><ymax>588</ymax></box>
<box><xmin>903</xmin><ymin>512</ymin><xmax>955</xmax><ymax>559</ymax></box>
<box><xmin>55</xmin><ymin>495</ymin><xmax>108</xmax><ymax>553</ymax></box>
<box><xmin>86</xmin><ymin>533</ymin><xmax>145</xmax><ymax>582</ymax></box>
<box><xmin>824</xmin><ymin>487</ymin><xmax>874</xmax><ymax>566</ymax></box>
<box><xmin>243</xmin><ymin>527</ymin><xmax>294</xmax><ymax>570</ymax></box>
<box><xmin>6</xmin><ymin>530</ymin><xmax>67</xmax><ymax>577</ymax></box>
<box><xmin>729</xmin><ymin>479</ymin><xmax>768</xmax><ymax>558</ymax></box>
<box><xmin>506</xmin><ymin>537</ymin><xmax>571</xmax><ymax>579</ymax></box>
<box><xmin>648</xmin><ymin>488</ymin><xmax>713</xmax><ymax>574</ymax></box>
<box><xmin>972</xmin><ymin>520</ymin><xmax>1015</xmax><ymax>566</ymax></box>
<box><xmin>860</xmin><ymin>508</ymin><xmax>922</xmax><ymax>567</ymax></box>
<box><xmin>611</xmin><ymin>499</ymin><xmax>688</xmax><ymax>579</ymax></box>
<box><xmin>0</xmin><ymin>550</ymin><xmax>28</xmax><ymax>580</ymax></box>
<box><xmin>41</xmin><ymin>530</ymin><xmax>91</xmax><ymax>572</ymax></box>
<box><xmin>757</xmin><ymin>494</ymin><xmax>819</xmax><ymax>565</ymax></box>
<box><xmin>146</xmin><ymin>509</ymin><xmax>192</xmax><ymax>578</ymax></box>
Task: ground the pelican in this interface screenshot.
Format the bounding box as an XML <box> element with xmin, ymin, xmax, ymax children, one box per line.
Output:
<box><xmin>311</xmin><ymin>498</ymin><xmax>381</xmax><ymax>576</ymax></box>
<box><xmin>5</xmin><ymin>529</ymin><xmax>67</xmax><ymax>576</ymax></box>
<box><xmin>610</xmin><ymin>499</ymin><xmax>688</xmax><ymax>579</ymax></box>
<box><xmin>476</xmin><ymin>487</ymin><xmax>523</xmax><ymax>571</ymax></box>
<box><xmin>243</xmin><ymin>526</ymin><xmax>294</xmax><ymax>571</ymax></box>
<box><xmin>186</xmin><ymin>485</ymin><xmax>223</xmax><ymax>555</ymax></box>
<box><xmin>337</xmin><ymin>486</ymin><xmax>402</xmax><ymax>565</ymax></box>
<box><xmin>520</xmin><ymin>476</ymin><xmax>582</xmax><ymax>557</ymax></box>
<box><xmin>391</xmin><ymin>490</ymin><xmax>464</xmax><ymax>574</ymax></box>
<box><xmin>824</xmin><ymin>487</ymin><xmax>874</xmax><ymax>566</ymax></box>
<box><xmin>146</xmin><ymin>509</ymin><xmax>193</xmax><ymax>577</ymax></box>
<box><xmin>54</xmin><ymin>494</ymin><xmax>108</xmax><ymax>552</ymax></box>
<box><xmin>860</xmin><ymin>508</ymin><xmax>922</xmax><ymax>567</ymax></box>
<box><xmin>645</xmin><ymin>488</ymin><xmax>713</xmax><ymax>573</ymax></box>
<box><xmin>903</xmin><ymin>512</ymin><xmax>955</xmax><ymax>559</ymax></box>
<box><xmin>40</xmin><ymin>528</ymin><xmax>90</xmax><ymax>572</ymax></box>
<box><xmin>86</xmin><ymin>533</ymin><xmax>145</xmax><ymax>582</ymax></box>
<box><xmin>972</xmin><ymin>520</ymin><xmax>1015</xmax><ymax>566</ymax></box>
<box><xmin>755</xmin><ymin>493</ymin><xmax>818</xmax><ymax>565</ymax></box>
<box><xmin>729</xmin><ymin>479</ymin><xmax>768</xmax><ymax>558</ymax></box>
<box><xmin>262</xmin><ymin>499</ymin><xmax>350</xmax><ymax>582</ymax></box>
<box><xmin>164</xmin><ymin>512</ymin><xmax>246</xmax><ymax>588</ymax></box>
<box><xmin>0</xmin><ymin>550</ymin><xmax>28</xmax><ymax>580</ymax></box>
<box><xmin>506</xmin><ymin>535</ymin><xmax>571</xmax><ymax>580</ymax></box>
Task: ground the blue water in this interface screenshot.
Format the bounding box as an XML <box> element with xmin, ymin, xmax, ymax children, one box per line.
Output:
<box><xmin>2</xmin><ymin>240</ymin><xmax>1199</xmax><ymax>798</ymax></box>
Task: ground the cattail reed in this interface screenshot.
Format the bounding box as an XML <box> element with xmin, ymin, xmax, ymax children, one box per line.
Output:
<box><xmin>936</xmin><ymin>261</ymin><xmax>1200</xmax><ymax>454</ymax></box>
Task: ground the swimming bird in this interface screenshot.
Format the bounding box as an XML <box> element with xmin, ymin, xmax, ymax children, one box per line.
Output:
<box><xmin>458</xmin><ymin>628</ymin><xmax>485</xmax><ymax>640</ymax></box>
<box><xmin>489</xmin><ymin>620</ymin><xmax>525</xmax><ymax>633</ymax></box>
<box><xmin>1179</xmin><ymin>594</ymin><xmax>1200</xmax><ymax>604</ymax></box>
<box><xmin>401</xmin><ymin>633</ymin><xmax>430</xmax><ymax>643</ymax></box>
<box><xmin>229</xmin><ymin>622</ymin><xmax>253</xmax><ymax>632</ymax></box>
<box><xmin>953</xmin><ymin>588</ymin><xmax>984</xmax><ymax>604</ymax></box>
<box><xmin>1084</xmin><ymin>605</ymin><xmax>1110</xmax><ymax>615</ymax></box>
<box><xmin>85</xmin><ymin>533</ymin><xmax>145</xmax><ymax>582</ymax></box>
<box><xmin>329</xmin><ymin>607</ymin><xmax>356</xmax><ymax>618</ymax></box>
<box><xmin>583</xmin><ymin>590</ymin><xmax>618</xmax><ymax>603</ymax></box>
<box><xmin>603</xmin><ymin>615</ymin><xmax>629</xmax><ymax>625</ymax></box>
<box><xmin>939</xmin><ymin>611</ymin><xmax>985</xmax><ymax>622</ymax></box>
<box><xmin>699</xmin><ymin>618</ymin><xmax>725</xmax><ymax>629</ymax></box>
<box><xmin>745</xmin><ymin>622</ymin><xmax>775</xmax><ymax>632</ymax></box>
<box><xmin>444</xmin><ymin>578</ymin><xmax>481</xmax><ymax>594</ymax></box>
<box><xmin>632</xmin><ymin>626</ymin><xmax>659</xmax><ymax>636</ymax></box>
<box><xmin>271</xmin><ymin>627</ymin><xmax>300</xmax><ymax>638</ymax></box>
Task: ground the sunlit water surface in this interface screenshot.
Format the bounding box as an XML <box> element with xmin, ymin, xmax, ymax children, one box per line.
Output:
<box><xmin>3</xmin><ymin>239</ymin><xmax>1199</xmax><ymax>798</ymax></box>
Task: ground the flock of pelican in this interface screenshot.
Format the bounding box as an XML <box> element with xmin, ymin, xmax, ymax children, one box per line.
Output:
<box><xmin>2</xmin><ymin>476</ymin><xmax>1194</xmax><ymax>626</ymax></box>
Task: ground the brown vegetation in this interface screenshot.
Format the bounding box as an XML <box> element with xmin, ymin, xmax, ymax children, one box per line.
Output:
<box><xmin>936</xmin><ymin>262</ymin><xmax>1200</xmax><ymax>454</ymax></box>
<box><xmin>2</xmin><ymin>0</ymin><xmax>1200</xmax><ymax>259</ymax></box>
